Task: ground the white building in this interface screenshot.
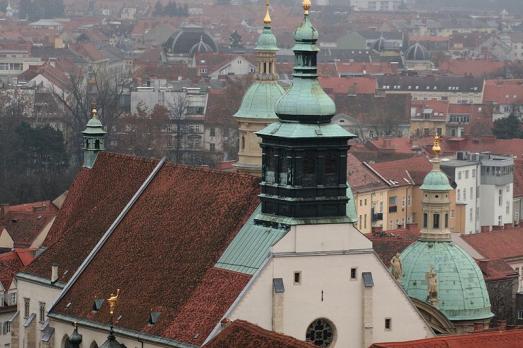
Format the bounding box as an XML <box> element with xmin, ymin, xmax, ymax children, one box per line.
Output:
<box><xmin>441</xmin><ymin>157</ymin><xmax>481</xmax><ymax>234</ymax></box>
<box><xmin>351</xmin><ymin>0</ymin><xmax>402</xmax><ymax>11</ymax></box>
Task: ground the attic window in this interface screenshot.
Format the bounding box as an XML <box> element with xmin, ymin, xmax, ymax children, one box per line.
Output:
<box><xmin>148</xmin><ymin>312</ymin><xmax>160</xmax><ymax>325</ymax></box>
<box><xmin>92</xmin><ymin>299</ymin><xmax>104</xmax><ymax>312</ymax></box>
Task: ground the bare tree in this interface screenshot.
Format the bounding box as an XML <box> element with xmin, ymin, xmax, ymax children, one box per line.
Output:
<box><xmin>167</xmin><ymin>92</ymin><xmax>189</xmax><ymax>164</ymax></box>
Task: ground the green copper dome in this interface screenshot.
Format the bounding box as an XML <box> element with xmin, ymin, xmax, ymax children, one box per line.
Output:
<box><xmin>82</xmin><ymin>116</ymin><xmax>106</xmax><ymax>135</ymax></box>
<box><xmin>420</xmin><ymin>169</ymin><xmax>453</xmax><ymax>191</ymax></box>
<box><xmin>400</xmin><ymin>241</ymin><xmax>493</xmax><ymax>322</ymax></box>
<box><xmin>234</xmin><ymin>81</ymin><xmax>285</xmax><ymax>120</ymax></box>
<box><xmin>256</xmin><ymin>26</ymin><xmax>278</xmax><ymax>52</ymax></box>
<box><xmin>275</xmin><ymin>7</ymin><xmax>335</xmax><ymax>123</ymax></box>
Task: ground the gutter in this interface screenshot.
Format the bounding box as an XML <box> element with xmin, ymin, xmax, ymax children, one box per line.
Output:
<box><xmin>49</xmin><ymin>157</ymin><xmax>166</xmax><ymax>313</ymax></box>
<box><xmin>49</xmin><ymin>313</ymin><xmax>196</xmax><ymax>348</ymax></box>
<box><xmin>16</xmin><ymin>272</ymin><xmax>66</xmax><ymax>289</ymax></box>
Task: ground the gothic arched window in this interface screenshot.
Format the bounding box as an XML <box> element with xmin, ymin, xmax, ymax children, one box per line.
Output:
<box><xmin>306</xmin><ymin>318</ymin><xmax>335</xmax><ymax>347</ymax></box>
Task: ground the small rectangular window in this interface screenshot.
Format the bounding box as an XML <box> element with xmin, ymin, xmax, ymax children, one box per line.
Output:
<box><xmin>350</xmin><ymin>268</ymin><xmax>357</xmax><ymax>280</ymax></box>
<box><xmin>385</xmin><ymin>318</ymin><xmax>392</xmax><ymax>330</ymax></box>
<box><xmin>39</xmin><ymin>302</ymin><xmax>45</xmax><ymax>323</ymax></box>
<box><xmin>433</xmin><ymin>213</ymin><xmax>440</xmax><ymax>229</ymax></box>
<box><xmin>294</xmin><ymin>272</ymin><xmax>301</xmax><ymax>285</ymax></box>
<box><xmin>209</xmin><ymin>127</ymin><xmax>215</xmax><ymax>137</ymax></box>
<box><xmin>423</xmin><ymin>213</ymin><xmax>428</xmax><ymax>228</ymax></box>
<box><xmin>23</xmin><ymin>298</ymin><xmax>30</xmax><ymax>319</ymax></box>
<box><xmin>445</xmin><ymin>213</ymin><xmax>449</xmax><ymax>228</ymax></box>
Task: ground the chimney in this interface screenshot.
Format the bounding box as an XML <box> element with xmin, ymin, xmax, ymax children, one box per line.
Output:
<box><xmin>480</xmin><ymin>225</ymin><xmax>490</xmax><ymax>233</ymax></box>
<box><xmin>504</xmin><ymin>223</ymin><xmax>513</xmax><ymax>230</ymax></box>
<box><xmin>51</xmin><ymin>264</ymin><xmax>58</xmax><ymax>283</ymax></box>
<box><xmin>497</xmin><ymin>320</ymin><xmax>507</xmax><ymax>330</ymax></box>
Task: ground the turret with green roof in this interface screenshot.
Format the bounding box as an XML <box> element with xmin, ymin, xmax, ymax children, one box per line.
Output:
<box><xmin>399</xmin><ymin>136</ymin><xmax>493</xmax><ymax>331</ymax></box>
<box><xmin>82</xmin><ymin>104</ymin><xmax>106</xmax><ymax>168</ymax></box>
<box><xmin>234</xmin><ymin>0</ymin><xmax>285</xmax><ymax>175</ymax></box>
<box><xmin>256</xmin><ymin>0</ymin><xmax>356</xmax><ymax>225</ymax></box>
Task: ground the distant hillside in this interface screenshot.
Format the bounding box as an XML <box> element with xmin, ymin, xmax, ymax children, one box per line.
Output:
<box><xmin>414</xmin><ymin>0</ymin><xmax>523</xmax><ymax>14</ymax></box>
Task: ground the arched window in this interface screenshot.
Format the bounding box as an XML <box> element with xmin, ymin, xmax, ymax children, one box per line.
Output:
<box><xmin>61</xmin><ymin>335</ymin><xmax>72</xmax><ymax>348</ymax></box>
<box><xmin>306</xmin><ymin>318</ymin><xmax>335</xmax><ymax>347</ymax></box>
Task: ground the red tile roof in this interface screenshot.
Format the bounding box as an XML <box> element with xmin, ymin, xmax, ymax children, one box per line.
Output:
<box><xmin>414</xmin><ymin>136</ymin><xmax>523</xmax><ymax>158</ymax></box>
<box><xmin>461</xmin><ymin>227</ymin><xmax>523</xmax><ymax>260</ymax></box>
<box><xmin>319</xmin><ymin>76</ymin><xmax>376</xmax><ymax>95</ymax></box>
<box><xmin>484</xmin><ymin>79</ymin><xmax>523</xmax><ymax>105</ymax></box>
<box><xmin>369</xmin><ymin>226</ymin><xmax>420</xmax><ymax>267</ymax></box>
<box><xmin>367</xmin><ymin>155</ymin><xmax>432</xmax><ymax>187</ymax></box>
<box><xmin>439</xmin><ymin>60</ymin><xmax>506</xmax><ymax>77</ymax></box>
<box><xmin>24</xmin><ymin>153</ymin><xmax>159</xmax><ymax>282</ymax></box>
<box><xmin>369</xmin><ymin>137</ymin><xmax>418</xmax><ymax>155</ymax></box>
<box><xmin>371</xmin><ymin>328</ymin><xmax>523</xmax><ymax>348</ymax></box>
<box><xmin>0</xmin><ymin>201</ymin><xmax>57</xmax><ymax>248</ymax></box>
<box><xmin>335</xmin><ymin>62</ymin><xmax>397</xmax><ymax>76</ymax></box>
<box><xmin>0</xmin><ymin>250</ymin><xmax>32</xmax><ymax>289</ymax></box>
<box><xmin>411</xmin><ymin>99</ymin><xmax>449</xmax><ymax>116</ymax></box>
<box><xmin>347</xmin><ymin>153</ymin><xmax>388</xmax><ymax>193</ymax></box>
<box><xmin>51</xmin><ymin>161</ymin><xmax>260</xmax><ymax>345</ymax></box>
<box><xmin>477</xmin><ymin>259</ymin><xmax>518</xmax><ymax>281</ymax></box>
<box><xmin>204</xmin><ymin>320</ymin><xmax>315</xmax><ymax>348</ymax></box>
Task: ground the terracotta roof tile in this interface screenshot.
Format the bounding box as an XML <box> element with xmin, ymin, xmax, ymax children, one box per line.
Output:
<box><xmin>369</xmin><ymin>227</ymin><xmax>420</xmax><ymax>267</ymax></box>
<box><xmin>319</xmin><ymin>76</ymin><xmax>376</xmax><ymax>95</ymax></box>
<box><xmin>484</xmin><ymin>79</ymin><xmax>523</xmax><ymax>105</ymax></box>
<box><xmin>51</xmin><ymin>162</ymin><xmax>260</xmax><ymax>345</ymax></box>
<box><xmin>347</xmin><ymin>153</ymin><xmax>388</xmax><ymax>193</ymax></box>
<box><xmin>368</xmin><ymin>155</ymin><xmax>432</xmax><ymax>187</ymax></box>
<box><xmin>461</xmin><ymin>227</ymin><xmax>523</xmax><ymax>260</ymax></box>
<box><xmin>0</xmin><ymin>251</ymin><xmax>26</xmax><ymax>289</ymax></box>
<box><xmin>477</xmin><ymin>259</ymin><xmax>518</xmax><ymax>281</ymax></box>
<box><xmin>204</xmin><ymin>320</ymin><xmax>315</xmax><ymax>348</ymax></box>
<box><xmin>24</xmin><ymin>153</ymin><xmax>158</xmax><ymax>282</ymax></box>
<box><xmin>371</xmin><ymin>328</ymin><xmax>523</xmax><ymax>348</ymax></box>
<box><xmin>439</xmin><ymin>60</ymin><xmax>506</xmax><ymax>77</ymax></box>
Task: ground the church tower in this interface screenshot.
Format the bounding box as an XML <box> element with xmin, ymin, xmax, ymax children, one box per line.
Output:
<box><xmin>256</xmin><ymin>0</ymin><xmax>356</xmax><ymax>224</ymax></box>
<box><xmin>82</xmin><ymin>104</ymin><xmax>107</xmax><ymax>168</ymax></box>
<box><xmin>399</xmin><ymin>136</ymin><xmax>493</xmax><ymax>333</ymax></box>
<box><xmin>233</xmin><ymin>0</ymin><xmax>285</xmax><ymax>175</ymax></box>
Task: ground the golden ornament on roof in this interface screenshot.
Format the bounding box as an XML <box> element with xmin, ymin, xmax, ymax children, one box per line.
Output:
<box><xmin>107</xmin><ymin>289</ymin><xmax>120</xmax><ymax>317</ymax></box>
<box><xmin>303</xmin><ymin>0</ymin><xmax>311</xmax><ymax>15</ymax></box>
<box><xmin>91</xmin><ymin>103</ymin><xmax>98</xmax><ymax>119</ymax></box>
<box><xmin>432</xmin><ymin>135</ymin><xmax>441</xmax><ymax>157</ymax></box>
<box><xmin>263</xmin><ymin>0</ymin><xmax>271</xmax><ymax>24</ymax></box>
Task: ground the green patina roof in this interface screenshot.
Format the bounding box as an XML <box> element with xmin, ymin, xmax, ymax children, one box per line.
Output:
<box><xmin>234</xmin><ymin>81</ymin><xmax>285</xmax><ymax>120</ymax></box>
<box><xmin>400</xmin><ymin>241</ymin><xmax>493</xmax><ymax>322</ymax></box>
<box><xmin>346</xmin><ymin>184</ymin><xmax>358</xmax><ymax>223</ymax></box>
<box><xmin>216</xmin><ymin>206</ymin><xmax>288</xmax><ymax>274</ymax></box>
<box><xmin>83</xmin><ymin>117</ymin><xmax>107</xmax><ymax>136</ymax></box>
<box><xmin>294</xmin><ymin>15</ymin><xmax>318</xmax><ymax>44</ymax></box>
<box><xmin>275</xmin><ymin>79</ymin><xmax>336</xmax><ymax>118</ymax></box>
<box><xmin>257</xmin><ymin>122</ymin><xmax>355</xmax><ymax>139</ymax></box>
<box><xmin>420</xmin><ymin>170</ymin><xmax>453</xmax><ymax>192</ymax></box>
<box><xmin>256</xmin><ymin>26</ymin><xmax>278</xmax><ymax>52</ymax></box>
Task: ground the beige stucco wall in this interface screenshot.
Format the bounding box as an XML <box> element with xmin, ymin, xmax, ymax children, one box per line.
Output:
<box><xmin>30</xmin><ymin>217</ymin><xmax>56</xmax><ymax>250</ymax></box>
<box><xmin>235</xmin><ymin>118</ymin><xmax>273</xmax><ymax>175</ymax></box>
<box><xmin>0</xmin><ymin>229</ymin><xmax>14</xmax><ymax>249</ymax></box>
<box><xmin>227</xmin><ymin>223</ymin><xmax>433</xmax><ymax>348</ymax></box>
<box><xmin>354</xmin><ymin>189</ymin><xmax>389</xmax><ymax>234</ymax></box>
<box><xmin>15</xmin><ymin>278</ymin><xmax>62</xmax><ymax>348</ymax></box>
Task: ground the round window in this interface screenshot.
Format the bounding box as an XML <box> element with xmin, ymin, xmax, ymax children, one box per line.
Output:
<box><xmin>306</xmin><ymin>318</ymin><xmax>335</xmax><ymax>347</ymax></box>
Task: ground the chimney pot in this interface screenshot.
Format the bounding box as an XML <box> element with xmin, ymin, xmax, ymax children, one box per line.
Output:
<box><xmin>51</xmin><ymin>264</ymin><xmax>58</xmax><ymax>283</ymax></box>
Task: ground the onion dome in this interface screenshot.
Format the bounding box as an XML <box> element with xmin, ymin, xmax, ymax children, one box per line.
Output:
<box><xmin>69</xmin><ymin>324</ymin><xmax>82</xmax><ymax>348</ymax></box>
<box><xmin>406</xmin><ymin>42</ymin><xmax>430</xmax><ymax>60</ymax></box>
<box><xmin>82</xmin><ymin>106</ymin><xmax>106</xmax><ymax>136</ymax></box>
<box><xmin>256</xmin><ymin>1</ymin><xmax>278</xmax><ymax>52</ymax></box>
<box><xmin>274</xmin><ymin>0</ymin><xmax>336</xmax><ymax>123</ymax></box>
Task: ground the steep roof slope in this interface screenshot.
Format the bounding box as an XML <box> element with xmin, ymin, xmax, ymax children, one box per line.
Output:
<box><xmin>51</xmin><ymin>163</ymin><xmax>260</xmax><ymax>346</ymax></box>
<box><xmin>461</xmin><ymin>227</ymin><xmax>523</xmax><ymax>260</ymax></box>
<box><xmin>23</xmin><ymin>153</ymin><xmax>158</xmax><ymax>282</ymax></box>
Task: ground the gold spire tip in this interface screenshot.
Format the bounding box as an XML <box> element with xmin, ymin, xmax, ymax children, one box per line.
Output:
<box><xmin>263</xmin><ymin>0</ymin><xmax>271</xmax><ymax>25</ymax></box>
<box><xmin>432</xmin><ymin>135</ymin><xmax>441</xmax><ymax>157</ymax></box>
<box><xmin>90</xmin><ymin>103</ymin><xmax>98</xmax><ymax>119</ymax></box>
<box><xmin>303</xmin><ymin>0</ymin><xmax>311</xmax><ymax>15</ymax></box>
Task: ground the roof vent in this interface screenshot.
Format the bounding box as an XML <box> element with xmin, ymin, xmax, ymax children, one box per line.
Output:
<box><xmin>273</xmin><ymin>278</ymin><xmax>285</xmax><ymax>294</ymax></box>
<box><xmin>148</xmin><ymin>312</ymin><xmax>161</xmax><ymax>325</ymax></box>
<box><xmin>92</xmin><ymin>299</ymin><xmax>104</xmax><ymax>312</ymax></box>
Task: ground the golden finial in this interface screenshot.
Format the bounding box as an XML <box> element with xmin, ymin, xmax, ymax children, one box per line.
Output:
<box><xmin>263</xmin><ymin>0</ymin><xmax>271</xmax><ymax>25</ymax></box>
<box><xmin>432</xmin><ymin>135</ymin><xmax>441</xmax><ymax>157</ymax></box>
<box><xmin>90</xmin><ymin>103</ymin><xmax>98</xmax><ymax>119</ymax></box>
<box><xmin>107</xmin><ymin>289</ymin><xmax>120</xmax><ymax>317</ymax></box>
<box><xmin>303</xmin><ymin>0</ymin><xmax>311</xmax><ymax>15</ymax></box>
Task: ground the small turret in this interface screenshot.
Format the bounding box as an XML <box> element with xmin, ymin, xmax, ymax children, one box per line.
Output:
<box><xmin>82</xmin><ymin>103</ymin><xmax>107</xmax><ymax>168</ymax></box>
